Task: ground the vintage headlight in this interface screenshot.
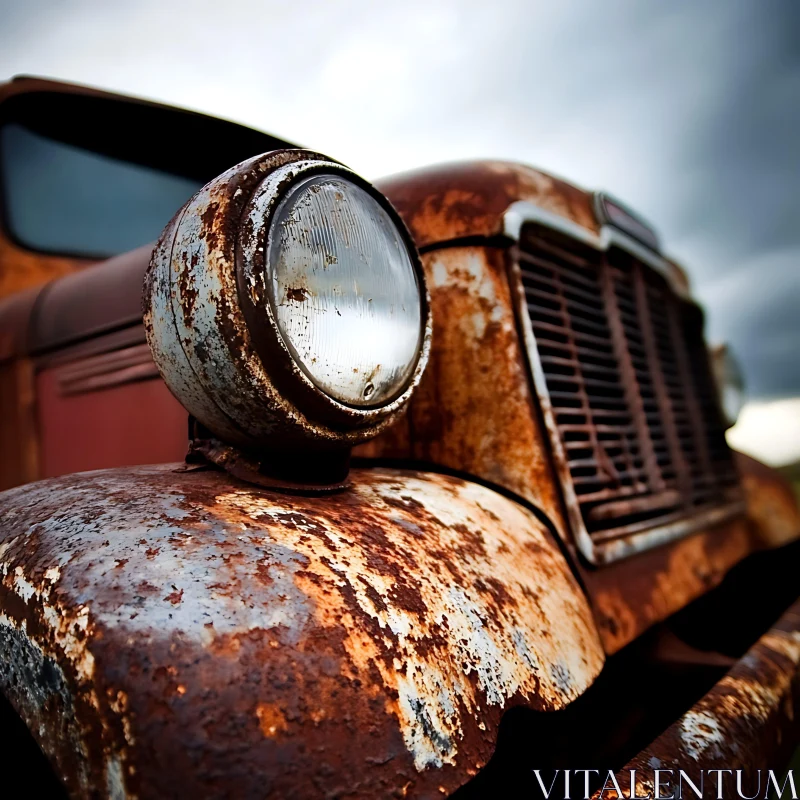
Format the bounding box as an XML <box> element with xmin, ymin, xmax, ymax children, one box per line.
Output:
<box><xmin>267</xmin><ymin>174</ymin><xmax>422</xmax><ymax>407</ymax></box>
<box><xmin>144</xmin><ymin>150</ymin><xmax>430</xmax><ymax>451</ymax></box>
<box><xmin>711</xmin><ymin>343</ymin><xmax>746</xmax><ymax>427</ymax></box>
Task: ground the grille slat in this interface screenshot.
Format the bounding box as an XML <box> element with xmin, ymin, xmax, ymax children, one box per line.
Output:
<box><xmin>520</xmin><ymin>225</ymin><xmax>740</xmax><ymax>544</ymax></box>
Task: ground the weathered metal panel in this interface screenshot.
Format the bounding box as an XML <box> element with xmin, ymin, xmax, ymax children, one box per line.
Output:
<box><xmin>36</xmin><ymin>364</ymin><xmax>187</xmax><ymax>480</ymax></box>
<box><xmin>583</xmin><ymin>518</ymin><xmax>755</xmax><ymax>654</ymax></box>
<box><xmin>0</xmin><ymin>465</ymin><xmax>604</xmax><ymax>798</ymax></box>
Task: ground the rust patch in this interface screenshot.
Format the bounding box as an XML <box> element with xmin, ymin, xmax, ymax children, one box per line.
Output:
<box><xmin>255</xmin><ymin>702</ymin><xmax>288</xmax><ymax>739</ymax></box>
<box><xmin>285</xmin><ymin>286</ymin><xmax>308</xmax><ymax>302</ymax></box>
<box><xmin>585</xmin><ymin>520</ymin><xmax>754</xmax><ymax>654</ymax></box>
<box><xmin>163</xmin><ymin>587</ymin><xmax>184</xmax><ymax>605</ymax></box>
<box><xmin>737</xmin><ymin>451</ymin><xmax>800</xmax><ymax>548</ymax></box>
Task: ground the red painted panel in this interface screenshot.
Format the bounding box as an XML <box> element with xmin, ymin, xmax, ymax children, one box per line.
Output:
<box><xmin>37</xmin><ymin>369</ymin><xmax>187</xmax><ymax>478</ymax></box>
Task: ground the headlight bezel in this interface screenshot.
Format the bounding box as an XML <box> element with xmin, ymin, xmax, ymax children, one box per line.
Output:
<box><xmin>144</xmin><ymin>149</ymin><xmax>431</xmax><ymax>451</ymax></box>
<box><xmin>236</xmin><ymin>156</ymin><xmax>429</xmax><ymax>426</ymax></box>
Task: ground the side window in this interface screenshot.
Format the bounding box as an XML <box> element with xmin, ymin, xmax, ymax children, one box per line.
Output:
<box><xmin>0</xmin><ymin>89</ymin><xmax>294</xmax><ymax>260</ymax></box>
<box><xmin>0</xmin><ymin>122</ymin><xmax>201</xmax><ymax>258</ymax></box>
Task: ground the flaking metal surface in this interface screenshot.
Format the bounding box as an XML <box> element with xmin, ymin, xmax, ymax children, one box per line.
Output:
<box><xmin>0</xmin><ymin>464</ymin><xmax>603</xmax><ymax>798</ymax></box>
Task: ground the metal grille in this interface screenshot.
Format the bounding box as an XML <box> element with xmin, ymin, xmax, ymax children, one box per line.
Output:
<box><xmin>518</xmin><ymin>224</ymin><xmax>741</xmax><ymax>548</ymax></box>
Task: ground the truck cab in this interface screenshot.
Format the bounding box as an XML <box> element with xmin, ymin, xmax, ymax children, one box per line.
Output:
<box><xmin>0</xmin><ymin>77</ymin><xmax>798</xmax><ymax>799</ymax></box>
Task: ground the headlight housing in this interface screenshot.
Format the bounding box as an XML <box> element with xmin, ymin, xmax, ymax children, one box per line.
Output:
<box><xmin>144</xmin><ymin>150</ymin><xmax>431</xmax><ymax>450</ymax></box>
<box><xmin>711</xmin><ymin>343</ymin><xmax>746</xmax><ymax>427</ymax></box>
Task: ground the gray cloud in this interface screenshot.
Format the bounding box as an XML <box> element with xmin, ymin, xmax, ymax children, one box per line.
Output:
<box><xmin>0</xmin><ymin>0</ymin><xmax>797</xmax><ymax>398</ymax></box>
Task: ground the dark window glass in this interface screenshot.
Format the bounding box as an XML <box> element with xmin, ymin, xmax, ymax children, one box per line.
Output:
<box><xmin>0</xmin><ymin>123</ymin><xmax>202</xmax><ymax>258</ymax></box>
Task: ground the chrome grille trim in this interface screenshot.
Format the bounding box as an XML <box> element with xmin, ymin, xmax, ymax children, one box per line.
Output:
<box><xmin>504</xmin><ymin>201</ymin><xmax>744</xmax><ymax>564</ymax></box>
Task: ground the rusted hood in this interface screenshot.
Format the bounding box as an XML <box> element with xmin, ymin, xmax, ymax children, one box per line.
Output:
<box><xmin>375</xmin><ymin>161</ymin><xmax>692</xmax><ymax>292</ymax></box>
<box><xmin>0</xmin><ymin>465</ymin><xmax>603</xmax><ymax>799</ymax></box>
<box><xmin>375</xmin><ymin>160</ymin><xmax>599</xmax><ymax>249</ymax></box>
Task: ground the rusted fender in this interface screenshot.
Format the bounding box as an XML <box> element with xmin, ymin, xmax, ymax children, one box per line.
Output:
<box><xmin>0</xmin><ymin>465</ymin><xmax>604</xmax><ymax>799</ymax></box>
<box><xmin>592</xmin><ymin>598</ymin><xmax>800</xmax><ymax>799</ymax></box>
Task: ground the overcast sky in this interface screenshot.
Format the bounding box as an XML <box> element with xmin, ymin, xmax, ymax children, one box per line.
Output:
<box><xmin>1</xmin><ymin>0</ymin><xmax>798</xmax><ymax>457</ymax></box>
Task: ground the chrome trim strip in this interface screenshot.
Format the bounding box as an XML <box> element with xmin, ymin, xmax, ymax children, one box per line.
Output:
<box><xmin>503</xmin><ymin>200</ymin><xmax>689</xmax><ymax>299</ymax></box>
<box><xmin>503</xmin><ymin>202</ymin><xmax>599</xmax><ymax>249</ymax></box>
<box><xmin>592</xmin><ymin>501</ymin><xmax>746</xmax><ymax>565</ymax></box>
<box><xmin>504</xmin><ymin>201</ymin><xmax>741</xmax><ymax>564</ymax></box>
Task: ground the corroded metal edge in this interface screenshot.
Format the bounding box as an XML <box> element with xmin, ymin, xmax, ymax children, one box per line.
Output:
<box><xmin>592</xmin><ymin>598</ymin><xmax>800</xmax><ymax>799</ymax></box>
<box><xmin>0</xmin><ymin>464</ymin><xmax>604</xmax><ymax>798</ymax></box>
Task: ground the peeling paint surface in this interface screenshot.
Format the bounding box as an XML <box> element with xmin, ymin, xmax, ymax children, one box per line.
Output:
<box><xmin>680</xmin><ymin>709</ymin><xmax>725</xmax><ymax>761</ymax></box>
<box><xmin>0</xmin><ymin>464</ymin><xmax>603</xmax><ymax>798</ymax></box>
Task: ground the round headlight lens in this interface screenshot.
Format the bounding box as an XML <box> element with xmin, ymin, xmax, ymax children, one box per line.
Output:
<box><xmin>711</xmin><ymin>344</ymin><xmax>746</xmax><ymax>426</ymax></box>
<box><xmin>267</xmin><ymin>174</ymin><xmax>422</xmax><ymax>407</ymax></box>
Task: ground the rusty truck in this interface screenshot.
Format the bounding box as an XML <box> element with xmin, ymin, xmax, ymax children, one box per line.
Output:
<box><xmin>0</xmin><ymin>76</ymin><xmax>797</xmax><ymax>799</ymax></box>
